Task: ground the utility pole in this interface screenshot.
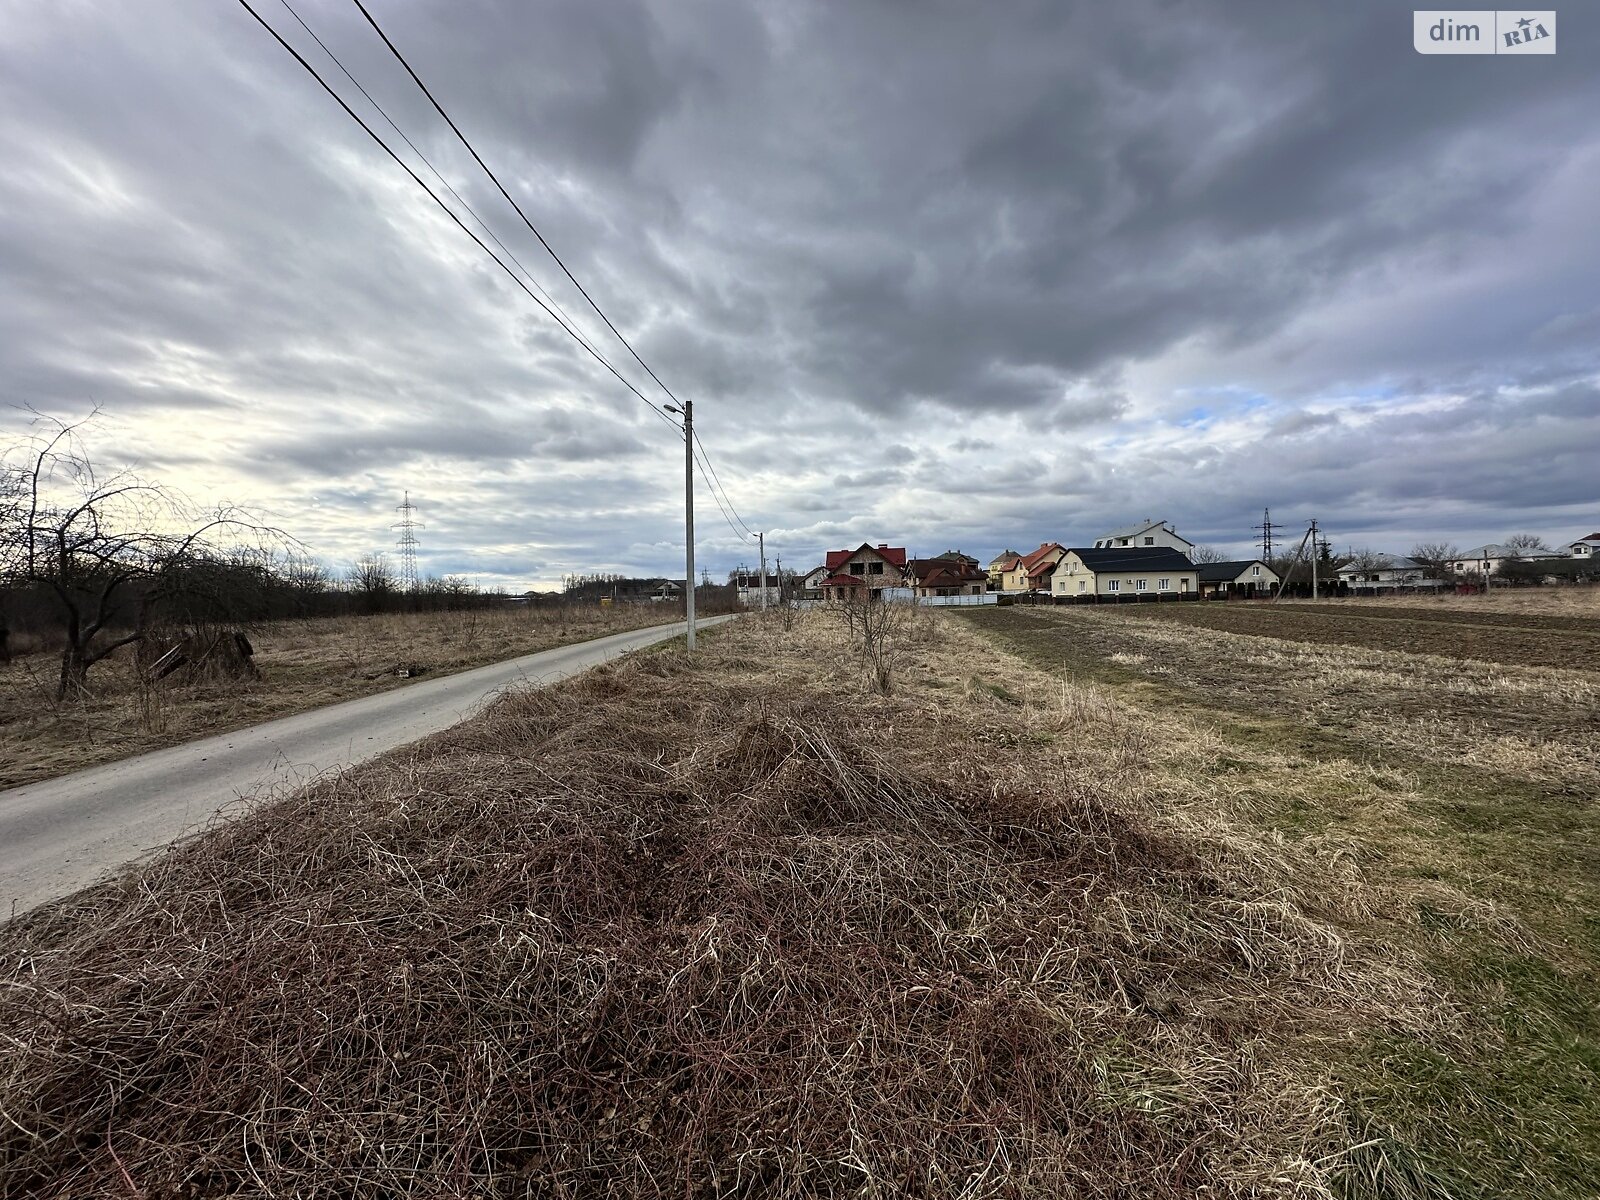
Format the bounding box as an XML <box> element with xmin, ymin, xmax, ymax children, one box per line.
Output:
<box><xmin>665</xmin><ymin>401</ymin><xmax>695</xmax><ymax>650</ymax></box>
<box><xmin>758</xmin><ymin>531</ymin><xmax>768</xmax><ymax>611</ymax></box>
<box><xmin>775</xmin><ymin>553</ymin><xmax>783</xmax><ymax>605</ymax></box>
<box><xmin>1309</xmin><ymin>518</ymin><xmax>1319</xmax><ymax>600</ymax></box>
<box><xmin>1257</xmin><ymin>507</ymin><xmax>1282</xmax><ymax>562</ymax></box>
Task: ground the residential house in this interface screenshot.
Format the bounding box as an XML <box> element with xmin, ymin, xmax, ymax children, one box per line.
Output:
<box><xmin>1196</xmin><ymin>559</ymin><xmax>1279</xmax><ymax>597</ymax></box>
<box><xmin>798</xmin><ymin>565</ymin><xmax>830</xmax><ymax>598</ymax></box>
<box><xmin>905</xmin><ymin>557</ymin><xmax>988</xmax><ymax>598</ymax></box>
<box><xmin>1338</xmin><ymin>554</ymin><xmax>1441</xmax><ymax>590</ymax></box>
<box><xmin>933</xmin><ymin>550</ymin><xmax>981</xmax><ymax>568</ymax></box>
<box><xmin>1567</xmin><ymin>533</ymin><xmax>1600</xmax><ymax>559</ymax></box>
<box><xmin>1093</xmin><ymin>520</ymin><xmax>1195</xmax><ymax>553</ymax></box>
<box><xmin>818</xmin><ymin>542</ymin><xmax>908</xmax><ymax>600</ymax></box>
<box><xmin>987</xmin><ymin>549</ymin><xmax>1021</xmax><ymax>589</ymax></box>
<box><xmin>733</xmin><ymin>571</ymin><xmax>783</xmax><ymax>606</ymax></box>
<box><xmin>1001</xmin><ymin>543</ymin><xmax>1067</xmax><ymax>593</ymax></box>
<box><xmin>1052</xmin><ymin>547</ymin><xmax>1197</xmax><ymax>599</ymax></box>
<box><xmin>1451</xmin><ymin>544</ymin><xmax>1565</xmax><ymax>577</ymax></box>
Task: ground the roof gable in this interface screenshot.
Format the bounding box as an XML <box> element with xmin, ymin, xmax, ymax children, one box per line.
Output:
<box><xmin>823</xmin><ymin>542</ymin><xmax>908</xmax><ymax>570</ymax></box>
<box><xmin>1195</xmin><ymin>559</ymin><xmax>1270</xmax><ymax>582</ymax></box>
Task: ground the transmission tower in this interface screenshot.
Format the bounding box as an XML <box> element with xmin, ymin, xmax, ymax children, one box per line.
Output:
<box><xmin>1256</xmin><ymin>507</ymin><xmax>1284</xmax><ymax>561</ymax></box>
<box><xmin>391</xmin><ymin>491</ymin><xmax>424</xmax><ymax>591</ymax></box>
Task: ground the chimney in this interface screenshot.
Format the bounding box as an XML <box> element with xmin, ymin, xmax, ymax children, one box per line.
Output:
<box><xmin>878</xmin><ymin>543</ymin><xmax>889</xmax><ymax>549</ymax></box>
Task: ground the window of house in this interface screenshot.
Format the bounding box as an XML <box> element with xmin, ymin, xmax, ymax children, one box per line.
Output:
<box><xmin>1143</xmin><ymin>536</ymin><xmax>1154</xmax><ymax>545</ymax></box>
<box><xmin>1158</xmin><ymin>578</ymin><xmax>1170</xmax><ymax>590</ymax></box>
<box><xmin>1118</xmin><ymin>538</ymin><xmax>1130</xmax><ymax>546</ymax></box>
<box><xmin>868</xmin><ymin>561</ymin><xmax>883</xmax><ymax>575</ymax></box>
<box><xmin>1078</xmin><ymin>580</ymin><xmax>1087</xmax><ymax>592</ymax></box>
<box><xmin>848</xmin><ymin>562</ymin><xmax>864</xmax><ymax>575</ymax></box>
<box><xmin>1252</xmin><ymin>566</ymin><xmax>1260</xmax><ymax>576</ymax></box>
<box><xmin>1106</xmin><ymin>579</ymin><xmax>1120</xmax><ymax>592</ymax></box>
<box><xmin>1136</xmin><ymin>579</ymin><xmax>1148</xmax><ymax>591</ymax></box>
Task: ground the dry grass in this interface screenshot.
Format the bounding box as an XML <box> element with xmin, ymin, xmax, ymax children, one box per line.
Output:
<box><xmin>963</xmin><ymin>605</ymin><xmax>1600</xmax><ymax>1198</ymax></box>
<box><xmin>0</xmin><ymin>611</ymin><xmax>1438</xmax><ymax>1198</ymax></box>
<box><xmin>1283</xmin><ymin>583</ymin><xmax>1600</xmax><ymax>618</ymax></box>
<box><xmin>0</xmin><ymin>604</ymin><xmax>672</xmax><ymax>789</ymax></box>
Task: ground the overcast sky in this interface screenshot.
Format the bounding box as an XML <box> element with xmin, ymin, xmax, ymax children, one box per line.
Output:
<box><xmin>3</xmin><ymin>1</ymin><xmax>1598</xmax><ymax>588</ymax></box>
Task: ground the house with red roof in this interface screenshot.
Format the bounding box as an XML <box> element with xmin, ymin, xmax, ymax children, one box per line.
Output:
<box><xmin>998</xmin><ymin>543</ymin><xmax>1067</xmax><ymax>593</ymax></box>
<box><xmin>818</xmin><ymin>542</ymin><xmax>909</xmax><ymax>600</ymax></box>
<box><xmin>904</xmin><ymin>557</ymin><xmax>987</xmax><ymax>598</ymax></box>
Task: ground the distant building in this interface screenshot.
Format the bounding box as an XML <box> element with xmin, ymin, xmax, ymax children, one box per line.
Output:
<box><xmin>818</xmin><ymin>542</ymin><xmax>908</xmax><ymax>600</ymax></box>
<box><xmin>1053</xmin><ymin>547</ymin><xmax>1197</xmax><ymax>598</ymax></box>
<box><xmin>1196</xmin><ymin>559</ymin><xmax>1278</xmax><ymax>597</ymax></box>
<box><xmin>1093</xmin><ymin>520</ymin><xmax>1195</xmax><ymax>553</ymax></box>
<box><xmin>1000</xmin><ymin>543</ymin><xmax>1066</xmax><ymax>592</ymax></box>
<box><xmin>1451</xmin><ymin>545</ymin><xmax>1564</xmax><ymax>577</ymax></box>
<box><xmin>987</xmin><ymin>549</ymin><xmax>1021</xmax><ymax>590</ymax></box>
<box><xmin>1338</xmin><ymin>554</ymin><xmax>1441</xmax><ymax>590</ymax></box>
<box><xmin>904</xmin><ymin>557</ymin><xmax>987</xmax><ymax>598</ymax></box>
<box><xmin>1566</xmin><ymin>533</ymin><xmax>1600</xmax><ymax>560</ymax></box>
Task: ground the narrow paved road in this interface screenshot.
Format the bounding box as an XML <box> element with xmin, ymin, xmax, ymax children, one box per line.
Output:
<box><xmin>1</xmin><ymin>616</ymin><xmax>731</xmax><ymax>915</ymax></box>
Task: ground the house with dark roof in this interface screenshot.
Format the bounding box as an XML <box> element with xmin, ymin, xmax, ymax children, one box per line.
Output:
<box><xmin>818</xmin><ymin>542</ymin><xmax>908</xmax><ymax>600</ymax></box>
<box><xmin>1051</xmin><ymin>547</ymin><xmax>1198</xmax><ymax>599</ymax></box>
<box><xmin>1196</xmin><ymin>559</ymin><xmax>1278</xmax><ymax>597</ymax></box>
<box><xmin>905</xmin><ymin>557</ymin><xmax>987</xmax><ymax>598</ymax></box>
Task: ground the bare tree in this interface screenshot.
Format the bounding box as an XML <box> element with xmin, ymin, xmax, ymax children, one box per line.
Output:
<box><xmin>1503</xmin><ymin>533</ymin><xmax>1549</xmax><ymax>553</ymax></box>
<box><xmin>348</xmin><ymin>554</ymin><xmax>397</xmax><ymax>614</ymax></box>
<box><xmin>1410</xmin><ymin>541</ymin><xmax>1461</xmax><ymax>579</ymax></box>
<box><xmin>1188</xmin><ymin>545</ymin><xmax>1230</xmax><ymax>564</ymax></box>
<box><xmin>1</xmin><ymin>414</ymin><xmax>282</xmax><ymax>699</ymax></box>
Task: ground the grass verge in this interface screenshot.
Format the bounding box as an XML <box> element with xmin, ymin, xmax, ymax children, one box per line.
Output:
<box><xmin>1</xmin><ymin>609</ymin><xmax>1435</xmax><ymax>1197</ymax></box>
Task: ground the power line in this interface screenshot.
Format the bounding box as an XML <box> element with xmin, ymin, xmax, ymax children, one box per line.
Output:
<box><xmin>348</xmin><ymin>0</ymin><xmax>690</xmax><ymax>414</ymax></box>
<box><xmin>344</xmin><ymin>0</ymin><xmax>767</xmax><ymax>554</ymax></box>
<box><xmin>274</xmin><ymin>0</ymin><xmax>595</xmax><ymax>358</ymax></box>
<box><xmin>691</xmin><ymin>440</ymin><xmax>755</xmax><ymax>545</ymax></box>
<box><xmin>692</xmin><ymin>427</ymin><xmax>757</xmax><ymax>540</ymax></box>
<box><xmin>236</xmin><ymin>0</ymin><xmax>681</xmax><ymax>435</ymax></box>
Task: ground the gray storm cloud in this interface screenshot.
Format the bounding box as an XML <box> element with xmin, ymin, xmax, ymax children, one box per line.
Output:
<box><xmin>2</xmin><ymin>0</ymin><xmax>1597</xmax><ymax>587</ymax></box>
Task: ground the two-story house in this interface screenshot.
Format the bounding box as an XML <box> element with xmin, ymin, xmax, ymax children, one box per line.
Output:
<box><xmin>1567</xmin><ymin>533</ymin><xmax>1600</xmax><ymax>559</ymax></box>
<box><xmin>818</xmin><ymin>543</ymin><xmax>908</xmax><ymax>600</ymax></box>
<box><xmin>904</xmin><ymin>558</ymin><xmax>988</xmax><ymax>597</ymax></box>
<box><xmin>1092</xmin><ymin>520</ymin><xmax>1195</xmax><ymax>554</ymax></box>
<box><xmin>1052</xmin><ymin>547</ymin><xmax>1197</xmax><ymax>599</ymax></box>
<box><xmin>1001</xmin><ymin>543</ymin><xmax>1067</xmax><ymax>592</ymax></box>
<box><xmin>988</xmin><ymin>549</ymin><xmax>1021</xmax><ymax>590</ymax></box>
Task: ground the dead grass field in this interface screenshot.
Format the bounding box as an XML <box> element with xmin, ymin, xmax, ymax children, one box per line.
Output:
<box><xmin>1083</xmin><ymin>593</ymin><xmax>1600</xmax><ymax>674</ymax></box>
<box><xmin>1</xmin><ymin>610</ymin><xmax>1454</xmax><ymax>1197</ymax></box>
<box><xmin>1288</xmin><ymin>584</ymin><xmax>1600</xmax><ymax>620</ymax></box>
<box><xmin>0</xmin><ymin>604</ymin><xmax>673</xmax><ymax>789</ymax></box>
<box><xmin>961</xmin><ymin>603</ymin><xmax>1600</xmax><ymax>1198</ymax></box>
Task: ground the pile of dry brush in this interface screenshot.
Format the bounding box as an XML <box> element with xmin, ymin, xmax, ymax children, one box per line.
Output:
<box><xmin>0</xmin><ymin>618</ymin><xmax>1415</xmax><ymax>1197</ymax></box>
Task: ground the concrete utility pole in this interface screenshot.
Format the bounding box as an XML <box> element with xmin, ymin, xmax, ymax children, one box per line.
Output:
<box><xmin>758</xmin><ymin>531</ymin><xmax>768</xmax><ymax>611</ymax></box>
<box><xmin>666</xmin><ymin>400</ymin><xmax>696</xmax><ymax>650</ymax></box>
<box><xmin>1309</xmin><ymin>517</ymin><xmax>1320</xmax><ymax>601</ymax></box>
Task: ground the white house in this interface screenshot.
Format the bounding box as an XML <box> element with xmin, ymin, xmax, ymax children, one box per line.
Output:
<box><xmin>734</xmin><ymin>571</ymin><xmax>783</xmax><ymax>606</ymax></box>
<box><xmin>1567</xmin><ymin>533</ymin><xmax>1600</xmax><ymax>559</ymax></box>
<box><xmin>1092</xmin><ymin>519</ymin><xmax>1195</xmax><ymax>553</ymax></box>
<box><xmin>1052</xmin><ymin>547</ymin><xmax>1197</xmax><ymax>598</ymax></box>
<box><xmin>1338</xmin><ymin>554</ymin><xmax>1442</xmax><ymax>590</ymax></box>
<box><xmin>798</xmin><ymin>565</ymin><xmax>830</xmax><ymax>596</ymax></box>
<box><xmin>1451</xmin><ymin>544</ymin><xmax>1566</xmax><ymax>576</ymax></box>
<box><xmin>1196</xmin><ymin>559</ymin><xmax>1279</xmax><ymax>597</ymax></box>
